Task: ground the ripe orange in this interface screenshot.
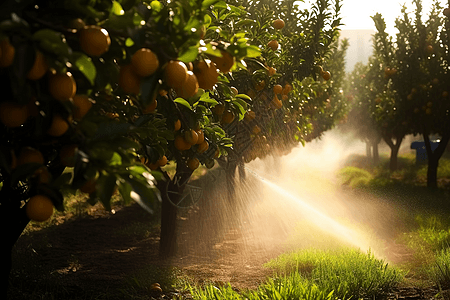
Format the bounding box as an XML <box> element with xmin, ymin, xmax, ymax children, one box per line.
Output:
<box><xmin>174</xmin><ymin>119</ymin><xmax>181</xmax><ymax>131</ymax></box>
<box><xmin>267</xmin><ymin>67</ymin><xmax>276</xmax><ymax>76</ymax></box>
<box><xmin>255</xmin><ymin>80</ymin><xmax>265</xmax><ymax>91</ymax></box>
<box><xmin>267</xmin><ymin>40</ymin><xmax>279</xmax><ymax>51</ymax></box>
<box><xmin>48</xmin><ymin>72</ymin><xmax>77</xmax><ymax>101</ymax></box>
<box><xmin>60</xmin><ymin>144</ymin><xmax>78</xmax><ymax>167</ymax></box>
<box><xmin>184</xmin><ymin>129</ymin><xmax>199</xmax><ymax>145</ymax></box>
<box><xmin>27</xmin><ymin>50</ymin><xmax>48</xmax><ymax>80</ymax></box>
<box><xmin>209</xmin><ymin>50</ymin><xmax>234</xmax><ymax>73</ymax></box>
<box><xmin>174</xmin><ymin>135</ymin><xmax>191</xmax><ymax>151</ymax></box>
<box><xmin>157</xmin><ymin>155</ymin><xmax>168</xmax><ymax>167</ymax></box>
<box><xmin>131</xmin><ymin>48</ymin><xmax>160</xmax><ymax>77</ymax></box>
<box><xmin>187</xmin><ymin>158</ymin><xmax>200</xmax><ymax>171</ymax></box>
<box><xmin>47</xmin><ymin>114</ymin><xmax>69</xmax><ymax>137</ymax></box>
<box><xmin>0</xmin><ymin>101</ymin><xmax>29</xmax><ymax>127</ymax></box>
<box><xmin>244</xmin><ymin>110</ymin><xmax>256</xmax><ymax>122</ymax></box>
<box><xmin>194</xmin><ymin>60</ymin><xmax>219</xmax><ymax>90</ymax></box>
<box><xmin>119</xmin><ymin>64</ymin><xmax>141</xmax><ymax>94</ymax></box>
<box><xmin>176</xmin><ymin>71</ymin><xmax>199</xmax><ymax>99</ymax></box>
<box><xmin>17</xmin><ymin>147</ymin><xmax>45</xmax><ymax>166</ymax></box>
<box><xmin>196</xmin><ymin>130</ymin><xmax>204</xmax><ymax>144</ymax></box>
<box><xmin>321</xmin><ymin>71</ymin><xmax>331</xmax><ymax>81</ymax></box>
<box><xmin>273</xmin><ymin>84</ymin><xmax>283</xmax><ymax>94</ymax></box>
<box><xmin>0</xmin><ymin>38</ymin><xmax>15</xmax><ymax>68</ymax></box>
<box><xmin>26</xmin><ymin>195</ymin><xmax>54</xmax><ymax>222</ymax></box>
<box><xmin>221</xmin><ymin>110</ymin><xmax>235</xmax><ymax>124</ymax></box>
<box><xmin>252</xmin><ymin>125</ymin><xmax>261</xmax><ymax>135</ymax></box>
<box><xmin>282</xmin><ymin>94</ymin><xmax>288</xmax><ymax>101</ymax></box>
<box><xmin>143</xmin><ymin>98</ymin><xmax>157</xmax><ymax>114</ymax></box>
<box><xmin>164</xmin><ymin>60</ymin><xmax>189</xmax><ymax>89</ymax></box>
<box><xmin>271</xmin><ymin>95</ymin><xmax>282</xmax><ymax>109</ymax></box>
<box><xmin>212</xmin><ymin>103</ymin><xmax>225</xmax><ymax>115</ymax></box>
<box><xmin>197</xmin><ymin>140</ymin><xmax>209</xmax><ymax>154</ymax></box>
<box><xmin>283</xmin><ymin>83</ymin><xmax>292</xmax><ymax>94</ymax></box>
<box><xmin>79</xmin><ymin>25</ymin><xmax>111</xmax><ymax>57</ymax></box>
<box><xmin>272</xmin><ymin>19</ymin><xmax>285</xmax><ymax>29</ymax></box>
<box><xmin>425</xmin><ymin>45</ymin><xmax>434</xmax><ymax>54</ymax></box>
<box><xmin>72</xmin><ymin>94</ymin><xmax>92</xmax><ymax>120</ymax></box>
<box><xmin>35</xmin><ymin>166</ymin><xmax>51</xmax><ymax>184</ymax></box>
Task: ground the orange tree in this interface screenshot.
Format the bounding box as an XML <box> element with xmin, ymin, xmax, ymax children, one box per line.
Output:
<box><xmin>372</xmin><ymin>0</ymin><xmax>450</xmax><ymax>185</ymax></box>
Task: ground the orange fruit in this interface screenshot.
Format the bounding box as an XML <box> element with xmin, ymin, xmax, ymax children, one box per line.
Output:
<box><xmin>272</xmin><ymin>19</ymin><xmax>285</xmax><ymax>29</ymax></box>
<box><xmin>195</xmin><ymin>130</ymin><xmax>205</xmax><ymax>145</ymax></box>
<box><xmin>425</xmin><ymin>45</ymin><xmax>434</xmax><ymax>54</ymax></box>
<box><xmin>119</xmin><ymin>64</ymin><xmax>141</xmax><ymax>94</ymax></box>
<box><xmin>184</xmin><ymin>129</ymin><xmax>199</xmax><ymax>145</ymax></box>
<box><xmin>174</xmin><ymin>119</ymin><xmax>181</xmax><ymax>131</ymax></box>
<box><xmin>25</xmin><ymin>195</ymin><xmax>54</xmax><ymax>222</ymax></box>
<box><xmin>174</xmin><ymin>135</ymin><xmax>191</xmax><ymax>151</ymax></box>
<box><xmin>221</xmin><ymin>110</ymin><xmax>235</xmax><ymax>124</ymax></box>
<box><xmin>212</xmin><ymin>103</ymin><xmax>225</xmax><ymax>115</ymax></box>
<box><xmin>143</xmin><ymin>98</ymin><xmax>157</xmax><ymax>114</ymax></box>
<box><xmin>444</xmin><ymin>7</ymin><xmax>450</xmax><ymax>17</ymax></box>
<box><xmin>59</xmin><ymin>144</ymin><xmax>78</xmax><ymax>167</ymax></box>
<box><xmin>273</xmin><ymin>84</ymin><xmax>283</xmax><ymax>94</ymax></box>
<box><xmin>0</xmin><ymin>38</ymin><xmax>15</xmax><ymax>68</ymax></box>
<box><xmin>244</xmin><ymin>110</ymin><xmax>256</xmax><ymax>122</ymax></box>
<box><xmin>442</xmin><ymin>91</ymin><xmax>449</xmax><ymax>97</ymax></box>
<box><xmin>197</xmin><ymin>140</ymin><xmax>209</xmax><ymax>154</ymax></box>
<box><xmin>176</xmin><ymin>71</ymin><xmax>199</xmax><ymax>99</ymax></box>
<box><xmin>321</xmin><ymin>71</ymin><xmax>331</xmax><ymax>81</ymax></box>
<box><xmin>131</xmin><ymin>48</ymin><xmax>160</xmax><ymax>77</ymax></box>
<box><xmin>255</xmin><ymin>80</ymin><xmax>265</xmax><ymax>91</ymax></box>
<box><xmin>0</xmin><ymin>101</ymin><xmax>29</xmax><ymax>127</ymax></box>
<box><xmin>283</xmin><ymin>83</ymin><xmax>292</xmax><ymax>94</ymax></box>
<box><xmin>164</xmin><ymin>60</ymin><xmax>189</xmax><ymax>89</ymax></box>
<box><xmin>187</xmin><ymin>158</ymin><xmax>200</xmax><ymax>171</ymax></box>
<box><xmin>267</xmin><ymin>67</ymin><xmax>276</xmax><ymax>76</ymax></box>
<box><xmin>282</xmin><ymin>94</ymin><xmax>288</xmax><ymax>101</ymax></box>
<box><xmin>72</xmin><ymin>94</ymin><xmax>92</xmax><ymax>120</ymax></box>
<box><xmin>159</xmin><ymin>89</ymin><xmax>168</xmax><ymax>97</ymax></box>
<box><xmin>35</xmin><ymin>166</ymin><xmax>52</xmax><ymax>184</ymax></box>
<box><xmin>47</xmin><ymin>114</ymin><xmax>69</xmax><ymax>137</ymax></box>
<box><xmin>48</xmin><ymin>72</ymin><xmax>77</xmax><ymax>101</ymax></box>
<box><xmin>79</xmin><ymin>25</ymin><xmax>111</xmax><ymax>57</ymax></box>
<box><xmin>252</xmin><ymin>125</ymin><xmax>261</xmax><ymax>135</ymax></box>
<box><xmin>80</xmin><ymin>179</ymin><xmax>97</xmax><ymax>194</ymax></box>
<box><xmin>267</xmin><ymin>40</ymin><xmax>279</xmax><ymax>51</ymax></box>
<box><xmin>194</xmin><ymin>60</ymin><xmax>219</xmax><ymax>90</ymax></box>
<box><xmin>271</xmin><ymin>95</ymin><xmax>282</xmax><ymax>109</ymax></box>
<box><xmin>69</xmin><ymin>18</ymin><xmax>86</xmax><ymax>31</ymax></box>
<box><xmin>27</xmin><ymin>50</ymin><xmax>48</xmax><ymax>80</ymax></box>
<box><xmin>157</xmin><ymin>155</ymin><xmax>168</xmax><ymax>167</ymax></box>
<box><xmin>17</xmin><ymin>147</ymin><xmax>45</xmax><ymax>166</ymax></box>
<box><xmin>209</xmin><ymin>50</ymin><xmax>234</xmax><ymax>73</ymax></box>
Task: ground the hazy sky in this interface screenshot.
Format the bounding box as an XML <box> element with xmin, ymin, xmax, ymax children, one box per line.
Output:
<box><xmin>297</xmin><ymin>0</ymin><xmax>447</xmax><ymax>36</ymax></box>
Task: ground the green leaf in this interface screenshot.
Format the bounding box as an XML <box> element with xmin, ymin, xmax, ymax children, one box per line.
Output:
<box><xmin>202</xmin><ymin>0</ymin><xmax>221</xmax><ymax>9</ymax></box>
<box><xmin>235</xmin><ymin>94</ymin><xmax>251</xmax><ymax>101</ymax></box>
<box><xmin>246</xmin><ymin>45</ymin><xmax>261</xmax><ymax>58</ymax></box>
<box><xmin>74</xmin><ymin>53</ymin><xmax>97</xmax><ymax>86</ymax></box>
<box><xmin>150</xmin><ymin>0</ymin><xmax>163</xmax><ymax>12</ymax></box>
<box><xmin>178</xmin><ymin>45</ymin><xmax>199</xmax><ymax>63</ymax></box>
<box><xmin>111</xmin><ymin>1</ymin><xmax>124</xmax><ymax>15</ymax></box>
<box><xmin>198</xmin><ymin>92</ymin><xmax>218</xmax><ymax>105</ymax></box>
<box><xmin>97</xmin><ymin>174</ymin><xmax>117</xmax><ymax>211</ymax></box>
<box><xmin>174</xmin><ymin>98</ymin><xmax>192</xmax><ymax>109</ymax></box>
<box><xmin>125</xmin><ymin>38</ymin><xmax>134</xmax><ymax>47</ymax></box>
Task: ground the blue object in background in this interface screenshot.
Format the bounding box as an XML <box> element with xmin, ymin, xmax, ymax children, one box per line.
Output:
<box><xmin>411</xmin><ymin>140</ymin><xmax>440</xmax><ymax>165</ymax></box>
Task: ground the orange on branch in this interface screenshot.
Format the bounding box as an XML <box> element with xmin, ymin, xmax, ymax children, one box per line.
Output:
<box><xmin>209</xmin><ymin>50</ymin><xmax>234</xmax><ymax>73</ymax></box>
<box><xmin>27</xmin><ymin>50</ymin><xmax>48</xmax><ymax>80</ymax></box>
<box><xmin>0</xmin><ymin>102</ymin><xmax>29</xmax><ymax>127</ymax></box>
<box><xmin>17</xmin><ymin>147</ymin><xmax>45</xmax><ymax>166</ymax></box>
<box><xmin>80</xmin><ymin>179</ymin><xmax>97</xmax><ymax>194</ymax></box>
<box><xmin>119</xmin><ymin>64</ymin><xmax>141</xmax><ymax>95</ymax></box>
<box><xmin>197</xmin><ymin>140</ymin><xmax>209</xmax><ymax>154</ymax></box>
<box><xmin>187</xmin><ymin>158</ymin><xmax>200</xmax><ymax>171</ymax></box>
<box><xmin>164</xmin><ymin>60</ymin><xmax>189</xmax><ymax>89</ymax></box>
<box><xmin>176</xmin><ymin>71</ymin><xmax>199</xmax><ymax>99</ymax></box>
<box><xmin>272</xmin><ymin>19</ymin><xmax>285</xmax><ymax>29</ymax></box>
<box><xmin>321</xmin><ymin>71</ymin><xmax>331</xmax><ymax>81</ymax></box>
<box><xmin>273</xmin><ymin>84</ymin><xmax>283</xmax><ymax>94</ymax></box>
<box><xmin>196</xmin><ymin>130</ymin><xmax>204</xmax><ymax>144</ymax></box>
<box><xmin>267</xmin><ymin>40</ymin><xmax>279</xmax><ymax>51</ymax></box>
<box><xmin>244</xmin><ymin>110</ymin><xmax>256</xmax><ymax>122</ymax></box>
<box><xmin>131</xmin><ymin>48</ymin><xmax>159</xmax><ymax>77</ymax></box>
<box><xmin>255</xmin><ymin>80</ymin><xmax>265</xmax><ymax>91</ymax></box>
<box><xmin>26</xmin><ymin>195</ymin><xmax>54</xmax><ymax>222</ymax></box>
<box><xmin>212</xmin><ymin>103</ymin><xmax>225</xmax><ymax>115</ymax></box>
<box><xmin>0</xmin><ymin>38</ymin><xmax>15</xmax><ymax>68</ymax></box>
<box><xmin>221</xmin><ymin>110</ymin><xmax>235</xmax><ymax>124</ymax></box>
<box><xmin>48</xmin><ymin>72</ymin><xmax>77</xmax><ymax>101</ymax></box>
<box><xmin>174</xmin><ymin>135</ymin><xmax>191</xmax><ymax>151</ymax></box>
<box><xmin>194</xmin><ymin>60</ymin><xmax>218</xmax><ymax>90</ymax></box>
<box><xmin>157</xmin><ymin>155</ymin><xmax>168</xmax><ymax>167</ymax></box>
<box><xmin>143</xmin><ymin>99</ymin><xmax>157</xmax><ymax>114</ymax></box>
<box><xmin>79</xmin><ymin>25</ymin><xmax>111</xmax><ymax>57</ymax></box>
<box><xmin>72</xmin><ymin>94</ymin><xmax>92</xmax><ymax>120</ymax></box>
<box><xmin>184</xmin><ymin>129</ymin><xmax>199</xmax><ymax>145</ymax></box>
<box><xmin>47</xmin><ymin>114</ymin><xmax>69</xmax><ymax>137</ymax></box>
<box><xmin>174</xmin><ymin>119</ymin><xmax>181</xmax><ymax>131</ymax></box>
<box><xmin>267</xmin><ymin>67</ymin><xmax>276</xmax><ymax>76</ymax></box>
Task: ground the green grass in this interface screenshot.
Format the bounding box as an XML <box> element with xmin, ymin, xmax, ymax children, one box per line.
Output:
<box><xmin>338</xmin><ymin>166</ymin><xmax>373</xmax><ymax>188</ymax></box>
<box><xmin>429</xmin><ymin>248</ymin><xmax>450</xmax><ymax>290</ymax></box>
<box><xmin>187</xmin><ymin>248</ymin><xmax>403</xmax><ymax>300</ymax></box>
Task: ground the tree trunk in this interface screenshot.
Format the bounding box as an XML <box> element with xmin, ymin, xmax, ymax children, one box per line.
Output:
<box><xmin>383</xmin><ymin>135</ymin><xmax>404</xmax><ymax>171</ymax></box>
<box><xmin>225</xmin><ymin>160</ymin><xmax>238</xmax><ymax>205</ymax></box>
<box><xmin>423</xmin><ymin>133</ymin><xmax>450</xmax><ymax>189</ymax></box>
<box><xmin>365</xmin><ymin>141</ymin><xmax>372</xmax><ymax>158</ymax></box>
<box><xmin>372</xmin><ymin>142</ymin><xmax>380</xmax><ymax>165</ymax></box>
<box><xmin>158</xmin><ymin>165</ymin><xmax>192</xmax><ymax>258</ymax></box>
<box><xmin>238</xmin><ymin>160</ymin><xmax>246</xmax><ymax>183</ymax></box>
<box><xmin>0</xmin><ymin>179</ymin><xmax>30</xmax><ymax>299</ymax></box>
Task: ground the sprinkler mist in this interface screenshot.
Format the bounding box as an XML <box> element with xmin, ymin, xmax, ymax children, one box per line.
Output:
<box><xmin>244</xmin><ymin>166</ymin><xmax>373</xmax><ymax>253</ymax></box>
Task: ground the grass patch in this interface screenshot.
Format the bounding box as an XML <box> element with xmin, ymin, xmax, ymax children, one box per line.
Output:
<box><xmin>188</xmin><ymin>248</ymin><xmax>403</xmax><ymax>300</ymax></box>
<box><xmin>338</xmin><ymin>166</ymin><xmax>373</xmax><ymax>188</ymax></box>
